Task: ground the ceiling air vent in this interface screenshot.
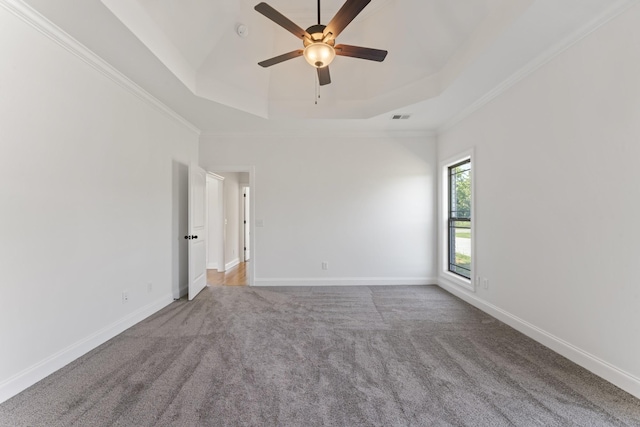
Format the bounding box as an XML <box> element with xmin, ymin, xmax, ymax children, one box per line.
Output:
<box><xmin>391</xmin><ymin>114</ymin><xmax>411</xmax><ymax>120</ymax></box>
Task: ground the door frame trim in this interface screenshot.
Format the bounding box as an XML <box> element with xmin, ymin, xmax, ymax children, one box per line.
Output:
<box><xmin>206</xmin><ymin>165</ymin><xmax>255</xmax><ymax>286</ymax></box>
<box><xmin>240</xmin><ymin>184</ymin><xmax>250</xmax><ymax>263</ymax></box>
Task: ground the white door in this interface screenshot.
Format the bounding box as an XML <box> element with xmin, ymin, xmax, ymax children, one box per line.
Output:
<box><xmin>188</xmin><ymin>163</ymin><xmax>207</xmax><ymax>300</ymax></box>
<box><xmin>244</xmin><ymin>187</ymin><xmax>250</xmax><ymax>261</ymax></box>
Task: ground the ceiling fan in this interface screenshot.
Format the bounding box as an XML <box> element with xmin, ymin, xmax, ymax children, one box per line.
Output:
<box><xmin>255</xmin><ymin>0</ymin><xmax>388</xmax><ymax>86</ymax></box>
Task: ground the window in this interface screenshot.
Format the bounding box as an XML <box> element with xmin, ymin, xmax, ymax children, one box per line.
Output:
<box><xmin>448</xmin><ymin>159</ymin><xmax>471</xmax><ymax>279</ymax></box>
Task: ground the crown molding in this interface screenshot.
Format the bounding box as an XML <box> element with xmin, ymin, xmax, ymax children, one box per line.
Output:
<box><xmin>0</xmin><ymin>0</ymin><xmax>201</xmax><ymax>136</ymax></box>
<box><xmin>4</xmin><ymin>0</ymin><xmax>632</xmax><ymax>139</ymax></box>
<box><xmin>437</xmin><ymin>0</ymin><xmax>637</xmax><ymax>134</ymax></box>
<box><xmin>200</xmin><ymin>129</ymin><xmax>436</xmax><ymax>140</ymax></box>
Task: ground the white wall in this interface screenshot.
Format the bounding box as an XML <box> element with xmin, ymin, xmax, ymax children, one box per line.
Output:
<box><xmin>216</xmin><ymin>172</ymin><xmax>241</xmax><ymax>270</ymax></box>
<box><xmin>172</xmin><ymin>161</ymin><xmax>189</xmax><ymax>299</ymax></box>
<box><xmin>200</xmin><ymin>135</ymin><xmax>437</xmax><ymax>285</ymax></box>
<box><xmin>0</xmin><ymin>6</ymin><xmax>199</xmax><ymax>402</ymax></box>
<box><xmin>239</xmin><ymin>172</ymin><xmax>249</xmax><ymax>187</ymax></box>
<box><xmin>437</xmin><ymin>4</ymin><xmax>640</xmax><ymax>398</ymax></box>
<box><xmin>206</xmin><ymin>176</ymin><xmax>220</xmax><ymax>270</ymax></box>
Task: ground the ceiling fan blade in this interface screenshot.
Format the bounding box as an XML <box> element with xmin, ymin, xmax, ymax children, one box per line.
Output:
<box><xmin>255</xmin><ymin>3</ymin><xmax>311</xmax><ymax>40</ymax></box>
<box><xmin>317</xmin><ymin>66</ymin><xmax>331</xmax><ymax>86</ymax></box>
<box><xmin>334</xmin><ymin>44</ymin><xmax>387</xmax><ymax>62</ymax></box>
<box><xmin>258</xmin><ymin>50</ymin><xmax>304</xmax><ymax>67</ymax></box>
<box><xmin>325</xmin><ymin>0</ymin><xmax>371</xmax><ymax>39</ymax></box>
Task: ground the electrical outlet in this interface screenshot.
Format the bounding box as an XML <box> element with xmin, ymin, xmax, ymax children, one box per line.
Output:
<box><xmin>122</xmin><ymin>291</ymin><xmax>129</xmax><ymax>304</ymax></box>
<box><xmin>147</xmin><ymin>282</ymin><xmax>153</xmax><ymax>293</ymax></box>
<box><xmin>322</xmin><ymin>261</ymin><xmax>328</xmax><ymax>270</ymax></box>
<box><xmin>483</xmin><ymin>278</ymin><xmax>489</xmax><ymax>290</ymax></box>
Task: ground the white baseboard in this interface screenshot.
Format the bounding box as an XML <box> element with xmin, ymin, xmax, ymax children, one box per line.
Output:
<box><xmin>0</xmin><ymin>293</ymin><xmax>175</xmax><ymax>404</ymax></box>
<box><xmin>225</xmin><ymin>258</ymin><xmax>240</xmax><ymax>271</ymax></box>
<box><xmin>254</xmin><ymin>277</ymin><xmax>437</xmax><ymax>287</ymax></box>
<box><xmin>437</xmin><ymin>277</ymin><xmax>640</xmax><ymax>400</ymax></box>
<box><xmin>206</xmin><ymin>262</ymin><xmax>218</xmax><ymax>270</ymax></box>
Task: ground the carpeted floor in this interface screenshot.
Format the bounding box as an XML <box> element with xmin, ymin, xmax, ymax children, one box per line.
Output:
<box><xmin>1</xmin><ymin>285</ymin><xmax>639</xmax><ymax>426</ymax></box>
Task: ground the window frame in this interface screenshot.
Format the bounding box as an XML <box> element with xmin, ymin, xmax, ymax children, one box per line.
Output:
<box><xmin>447</xmin><ymin>159</ymin><xmax>472</xmax><ymax>280</ymax></box>
<box><xmin>439</xmin><ymin>149</ymin><xmax>475</xmax><ymax>292</ymax></box>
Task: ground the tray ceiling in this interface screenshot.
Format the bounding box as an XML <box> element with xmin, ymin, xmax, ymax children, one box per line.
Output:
<box><xmin>100</xmin><ymin>0</ymin><xmax>532</xmax><ymax>119</ymax></box>
<box><xmin>15</xmin><ymin>0</ymin><xmax>635</xmax><ymax>132</ymax></box>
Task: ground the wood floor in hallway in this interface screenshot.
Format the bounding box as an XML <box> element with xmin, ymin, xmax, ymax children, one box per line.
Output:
<box><xmin>207</xmin><ymin>262</ymin><xmax>247</xmax><ymax>286</ymax></box>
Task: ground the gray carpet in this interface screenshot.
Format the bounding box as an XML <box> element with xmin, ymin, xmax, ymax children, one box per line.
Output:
<box><xmin>1</xmin><ymin>285</ymin><xmax>639</xmax><ymax>426</ymax></box>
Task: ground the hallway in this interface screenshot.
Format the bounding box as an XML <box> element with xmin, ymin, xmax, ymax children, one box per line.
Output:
<box><xmin>207</xmin><ymin>262</ymin><xmax>247</xmax><ymax>286</ymax></box>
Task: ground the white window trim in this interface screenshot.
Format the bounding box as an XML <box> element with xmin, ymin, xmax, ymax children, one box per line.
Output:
<box><xmin>439</xmin><ymin>148</ymin><xmax>475</xmax><ymax>292</ymax></box>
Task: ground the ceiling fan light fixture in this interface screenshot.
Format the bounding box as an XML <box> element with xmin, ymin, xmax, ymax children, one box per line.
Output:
<box><xmin>303</xmin><ymin>42</ymin><xmax>335</xmax><ymax>68</ymax></box>
<box><xmin>255</xmin><ymin>0</ymin><xmax>387</xmax><ymax>86</ymax></box>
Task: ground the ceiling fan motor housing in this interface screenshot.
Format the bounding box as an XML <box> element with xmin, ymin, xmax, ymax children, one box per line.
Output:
<box><xmin>305</xmin><ymin>25</ymin><xmax>330</xmax><ymax>41</ymax></box>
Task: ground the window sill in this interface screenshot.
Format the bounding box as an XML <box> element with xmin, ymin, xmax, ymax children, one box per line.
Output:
<box><xmin>440</xmin><ymin>271</ymin><xmax>475</xmax><ymax>292</ymax></box>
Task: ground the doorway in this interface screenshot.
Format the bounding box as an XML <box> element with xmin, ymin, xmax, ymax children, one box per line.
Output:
<box><xmin>204</xmin><ymin>168</ymin><xmax>254</xmax><ymax>286</ymax></box>
<box><xmin>206</xmin><ymin>263</ymin><xmax>247</xmax><ymax>286</ymax></box>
